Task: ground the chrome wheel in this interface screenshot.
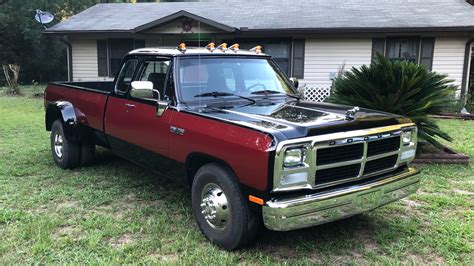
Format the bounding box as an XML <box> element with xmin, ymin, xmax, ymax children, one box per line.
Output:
<box><xmin>53</xmin><ymin>133</ymin><xmax>63</xmax><ymax>158</ymax></box>
<box><xmin>200</xmin><ymin>183</ymin><xmax>230</xmax><ymax>230</ymax></box>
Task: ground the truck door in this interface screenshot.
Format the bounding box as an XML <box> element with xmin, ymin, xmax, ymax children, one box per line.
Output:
<box><xmin>105</xmin><ymin>57</ymin><xmax>174</xmax><ymax>169</ymax></box>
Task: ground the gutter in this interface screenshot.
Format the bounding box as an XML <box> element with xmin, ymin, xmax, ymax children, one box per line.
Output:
<box><xmin>461</xmin><ymin>38</ymin><xmax>474</xmax><ymax>107</ymax></box>
<box><xmin>58</xmin><ymin>36</ymin><xmax>73</xmax><ymax>82</ymax></box>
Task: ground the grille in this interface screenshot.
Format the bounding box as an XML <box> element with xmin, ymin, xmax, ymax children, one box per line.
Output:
<box><xmin>367</xmin><ymin>136</ymin><xmax>400</xmax><ymax>157</ymax></box>
<box><xmin>315</xmin><ymin>164</ymin><xmax>361</xmax><ymax>185</ymax></box>
<box><xmin>317</xmin><ymin>143</ymin><xmax>364</xmax><ymax>165</ymax></box>
<box><xmin>363</xmin><ymin>155</ymin><xmax>398</xmax><ymax>175</ymax></box>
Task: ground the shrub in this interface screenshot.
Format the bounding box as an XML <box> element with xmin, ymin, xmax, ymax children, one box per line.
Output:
<box><xmin>327</xmin><ymin>54</ymin><xmax>455</xmax><ymax>148</ymax></box>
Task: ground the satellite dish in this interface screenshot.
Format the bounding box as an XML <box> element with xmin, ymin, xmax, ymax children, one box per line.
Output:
<box><xmin>35</xmin><ymin>10</ymin><xmax>54</xmax><ymax>25</ymax></box>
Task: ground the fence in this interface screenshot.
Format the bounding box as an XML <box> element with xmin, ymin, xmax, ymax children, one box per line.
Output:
<box><xmin>299</xmin><ymin>85</ymin><xmax>331</xmax><ymax>102</ymax></box>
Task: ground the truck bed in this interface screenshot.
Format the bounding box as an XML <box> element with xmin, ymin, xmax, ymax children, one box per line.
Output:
<box><xmin>45</xmin><ymin>81</ymin><xmax>113</xmax><ymax>131</ymax></box>
<box><xmin>49</xmin><ymin>81</ymin><xmax>114</xmax><ymax>94</ymax></box>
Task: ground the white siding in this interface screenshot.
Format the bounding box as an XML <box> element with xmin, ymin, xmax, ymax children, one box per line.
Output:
<box><xmin>432</xmin><ymin>37</ymin><xmax>468</xmax><ymax>96</ymax></box>
<box><xmin>71</xmin><ymin>40</ymin><xmax>106</xmax><ymax>81</ymax></box>
<box><xmin>301</xmin><ymin>38</ymin><xmax>372</xmax><ymax>88</ymax></box>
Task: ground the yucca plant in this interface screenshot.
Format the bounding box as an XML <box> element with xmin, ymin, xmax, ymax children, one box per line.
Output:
<box><xmin>327</xmin><ymin>54</ymin><xmax>456</xmax><ymax>149</ymax></box>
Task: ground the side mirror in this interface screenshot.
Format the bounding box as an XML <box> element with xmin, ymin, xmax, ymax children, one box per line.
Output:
<box><xmin>289</xmin><ymin>77</ymin><xmax>299</xmax><ymax>89</ymax></box>
<box><xmin>130</xmin><ymin>81</ymin><xmax>169</xmax><ymax>117</ymax></box>
<box><xmin>130</xmin><ymin>81</ymin><xmax>155</xmax><ymax>99</ymax></box>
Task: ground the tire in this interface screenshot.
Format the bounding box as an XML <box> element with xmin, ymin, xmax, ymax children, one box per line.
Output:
<box><xmin>50</xmin><ymin>120</ymin><xmax>80</xmax><ymax>169</ymax></box>
<box><xmin>191</xmin><ymin>163</ymin><xmax>259</xmax><ymax>250</ymax></box>
<box><xmin>79</xmin><ymin>138</ymin><xmax>96</xmax><ymax>166</ymax></box>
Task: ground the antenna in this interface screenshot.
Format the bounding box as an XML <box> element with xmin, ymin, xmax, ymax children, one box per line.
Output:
<box><xmin>34</xmin><ymin>10</ymin><xmax>55</xmax><ymax>28</ymax></box>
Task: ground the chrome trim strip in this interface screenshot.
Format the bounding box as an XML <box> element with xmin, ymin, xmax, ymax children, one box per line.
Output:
<box><xmin>263</xmin><ymin>167</ymin><xmax>420</xmax><ymax>231</ymax></box>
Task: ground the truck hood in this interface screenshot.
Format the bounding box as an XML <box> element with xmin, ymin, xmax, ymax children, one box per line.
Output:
<box><xmin>185</xmin><ymin>99</ymin><xmax>409</xmax><ymax>141</ymax></box>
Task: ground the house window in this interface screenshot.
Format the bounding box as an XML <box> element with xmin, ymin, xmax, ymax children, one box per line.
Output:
<box><xmin>372</xmin><ymin>37</ymin><xmax>435</xmax><ymax>70</ymax></box>
<box><xmin>386</xmin><ymin>38</ymin><xmax>419</xmax><ymax>62</ymax></box>
<box><xmin>228</xmin><ymin>39</ymin><xmax>292</xmax><ymax>76</ymax></box>
<box><xmin>97</xmin><ymin>39</ymin><xmax>145</xmax><ymax>78</ymax></box>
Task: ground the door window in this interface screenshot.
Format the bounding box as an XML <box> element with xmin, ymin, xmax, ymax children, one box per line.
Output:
<box><xmin>138</xmin><ymin>60</ymin><xmax>171</xmax><ymax>100</ymax></box>
<box><xmin>115</xmin><ymin>59</ymin><xmax>138</xmax><ymax>94</ymax></box>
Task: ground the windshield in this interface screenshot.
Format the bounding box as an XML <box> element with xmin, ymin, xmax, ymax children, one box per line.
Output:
<box><xmin>177</xmin><ymin>57</ymin><xmax>295</xmax><ymax>102</ymax></box>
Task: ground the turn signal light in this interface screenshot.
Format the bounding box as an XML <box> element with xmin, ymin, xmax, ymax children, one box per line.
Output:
<box><xmin>178</xmin><ymin>42</ymin><xmax>186</xmax><ymax>52</ymax></box>
<box><xmin>229</xmin><ymin>43</ymin><xmax>239</xmax><ymax>52</ymax></box>
<box><xmin>205</xmin><ymin>42</ymin><xmax>216</xmax><ymax>51</ymax></box>
<box><xmin>250</xmin><ymin>45</ymin><xmax>262</xmax><ymax>54</ymax></box>
<box><xmin>248</xmin><ymin>195</ymin><xmax>264</xmax><ymax>205</ymax></box>
<box><xmin>217</xmin><ymin>43</ymin><xmax>228</xmax><ymax>51</ymax></box>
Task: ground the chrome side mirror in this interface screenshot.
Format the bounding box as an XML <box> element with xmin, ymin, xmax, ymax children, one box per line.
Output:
<box><xmin>289</xmin><ymin>77</ymin><xmax>299</xmax><ymax>89</ymax></box>
<box><xmin>130</xmin><ymin>81</ymin><xmax>155</xmax><ymax>99</ymax></box>
<box><xmin>156</xmin><ymin>101</ymin><xmax>169</xmax><ymax>117</ymax></box>
<box><xmin>130</xmin><ymin>81</ymin><xmax>169</xmax><ymax>117</ymax></box>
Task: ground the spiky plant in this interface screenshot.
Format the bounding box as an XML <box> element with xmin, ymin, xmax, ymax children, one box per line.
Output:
<box><xmin>327</xmin><ymin>54</ymin><xmax>455</xmax><ymax>148</ymax></box>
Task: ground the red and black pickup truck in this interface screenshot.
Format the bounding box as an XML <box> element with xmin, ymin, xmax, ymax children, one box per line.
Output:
<box><xmin>44</xmin><ymin>44</ymin><xmax>420</xmax><ymax>250</ymax></box>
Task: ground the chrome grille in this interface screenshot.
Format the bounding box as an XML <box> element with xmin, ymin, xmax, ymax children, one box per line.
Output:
<box><xmin>313</xmin><ymin>134</ymin><xmax>401</xmax><ymax>188</ymax></box>
<box><xmin>272</xmin><ymin>123</ymin><xmax>418</xmax><ymax>193</ymax></box>
<box><xmin>315</xmin><ymin>164</ymin><xmax>361</xmax><ymax>185</ymax></box>
<box><xmin>317</xmin><ymin>144</ymin><xmax>364</xmax><ymax>165</ymax></box>
<box><xmin>367</xmin><ymin>136</ymin><xmax>400</xmax><ymax>156</ymax></box>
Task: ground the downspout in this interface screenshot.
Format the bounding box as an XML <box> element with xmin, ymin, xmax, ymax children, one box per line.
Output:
<box><xmin>460</xmin><ymin>38</ymin><xmax>473</xmax><ymax>107</ymax></box>
<box><xmin>58</xmin><ymin>36</ymin><xmax>73</xmax><ymax>81</ymax></box>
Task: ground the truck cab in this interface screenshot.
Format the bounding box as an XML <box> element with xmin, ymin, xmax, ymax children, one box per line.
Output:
<box><xmin>44</xmin><ymin>43</ymin><xmax>420</xmax><ymax>250</ymax></box>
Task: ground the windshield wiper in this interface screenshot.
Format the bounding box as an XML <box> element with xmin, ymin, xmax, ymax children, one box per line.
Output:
<box><xmin>251</xmin><ymin>90</ymin><xmax>301</xmax><ymax>100</ymax></box>
<box><xmin>194</xmin><ymin>91</ymin><xmax>256</xmax><ymax>104</ymax></box>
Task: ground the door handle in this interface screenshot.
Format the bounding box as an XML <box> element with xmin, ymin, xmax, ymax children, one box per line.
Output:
<box><xmin>125</xmin><ymin>103</ymin><xmax>135</xmax><ymax>108</ymax></box>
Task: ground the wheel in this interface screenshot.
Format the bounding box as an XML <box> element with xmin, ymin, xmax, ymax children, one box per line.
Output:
<box><xmin>79</xmin><ymin>138</ymin><xmax>96</xmax><ymax>166</ymax></box>
<box><xmin>50</xmin><ymin>120</ymin><xmax>80</xmax><ymax>169</ymax></box>
<box><xmin>191</xmin><ymin>163</ymin><xmax>259</xmax><ymax>250</ymax></box>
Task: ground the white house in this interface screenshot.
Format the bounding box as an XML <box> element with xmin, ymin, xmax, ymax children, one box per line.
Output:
<box><xmin>46</xmin><ymin>0</ymin><xmax>474</xmax><ymax>102</ymax></box>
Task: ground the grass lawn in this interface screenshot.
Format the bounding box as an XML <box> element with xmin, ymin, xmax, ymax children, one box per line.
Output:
<box><xmin>0</xmin><ymin>87</ymin><xmax>473</xmax><ymax>264</ymax></box>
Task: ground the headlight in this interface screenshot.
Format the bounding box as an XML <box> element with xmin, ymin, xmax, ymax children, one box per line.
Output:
<box><xmin>283</xmin><ymin>148</ymin><xmax>305</xmax><ymax>168</ymax></box>
<box><xmin>402</xmin><ymin>130</ymin><xmax>413</xmax><ymax>145</ymax></box>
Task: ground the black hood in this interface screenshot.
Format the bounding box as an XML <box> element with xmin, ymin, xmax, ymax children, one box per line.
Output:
<box><xmin>182</xmin><ymin>99</ymin><xmax>409</xmax><ymax>141</ymax></box>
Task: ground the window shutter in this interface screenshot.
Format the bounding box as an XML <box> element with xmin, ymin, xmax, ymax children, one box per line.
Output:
<box><xmin>420</xmin><ymin>37</ymin><xmax>435</xmax><ymax>70</ymax></box>
<box><xmin>134</xmin><ymin>39</ymin><xmax>146</xmax><ymax>49</ymax></box>
<box><xmin>97</xmin><ymin>40</ymin><xmax>108</xmax><ymax>77</ymax></box>
<box><xmin>292</xmin><ymin>39</ymin><xmax>305</xmax><ymax>79</ymax></box>
<box><xmin>371</xmin><ymin>38</ymin><xmax>385</xmax><ymax>62</ymax></box>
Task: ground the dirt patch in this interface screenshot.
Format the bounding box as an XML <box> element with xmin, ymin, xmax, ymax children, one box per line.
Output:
<box><xmin>52</xmin><ymin>225</ymin><xmax>83</xmax><ymax>241</ymax></box>
<box><xmin>56</xmin><ymin>200</ymin><xmax>79</xmax><ymax>210</ymax></box>
<box><xmin>452</xmin><ymin>189</ymin><xmax>473</xmax><ymax>195</ymax></box>
<box><xmin>108</xmin><ymin>234</ymin><xmax>136</xmax><ymax>247</ymax></box>
<box><xmin>402</xmin><ymin>198</ymin><xmax>422</xmax><ymax>208</ymax></box>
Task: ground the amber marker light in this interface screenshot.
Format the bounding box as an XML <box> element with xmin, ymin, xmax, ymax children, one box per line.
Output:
<box><xmin>178</xmin><ymin>42</ymin><xmax>186</xmax><ymax>52</ymax></box>
<box><xmin>205</xmin><ymin>42</ymin><xmax>216</xmax><ymax>51</ymax></box>
<box><xmin>248</xmin><ymin>195</ymin><xmax>264</xmax><ymax>205</ymax></box>
<box><xmin>217</xmin><ymin>43</ymin><xmax>228</xmax><ymax>51</ymax></box>
<box><xmin>229</xmin><ymin>43</ymin><xmax>239</xmax><ymax>52</ymax></box>
<box><xmin>250</xmin><ymin>45</ymin><xmax>262</xmax><ymax>54</ymax></box>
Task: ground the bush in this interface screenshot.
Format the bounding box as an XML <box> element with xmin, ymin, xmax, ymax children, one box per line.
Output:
<box><xmin>327</xmin><ymin>54</ymin><xmax>455</xmax><ymax>148</ymax></box>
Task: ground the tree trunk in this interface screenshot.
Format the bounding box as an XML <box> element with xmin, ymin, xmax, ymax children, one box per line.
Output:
<box><xmin>3</xmin><ymin>64</ymin><xmax>20</xmax><ymax>94</ymax></box>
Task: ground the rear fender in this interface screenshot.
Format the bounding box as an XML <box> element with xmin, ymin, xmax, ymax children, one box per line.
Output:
<box><xmin>45</xmin><ymin>101</ymin><xmax>79</xmax><ymax>139</ymax></box>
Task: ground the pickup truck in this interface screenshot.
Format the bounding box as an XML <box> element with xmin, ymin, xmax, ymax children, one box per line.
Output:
<box><xmin>44</xmin><ymin>43</ymin><xmax>420</xmax><ymax>250</ymax></box>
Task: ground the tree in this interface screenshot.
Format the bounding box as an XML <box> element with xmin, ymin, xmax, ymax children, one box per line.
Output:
<box><xmin>327</xmin><ymin>54</ymin><xmax>456</xmax><ymax>149</ymax></box>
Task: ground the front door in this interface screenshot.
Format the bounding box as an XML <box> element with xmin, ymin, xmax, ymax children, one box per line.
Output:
<box><xmin>105</xmin><ymin>57</ymin><xmax>174</xmax><ymax>171</ymax></box>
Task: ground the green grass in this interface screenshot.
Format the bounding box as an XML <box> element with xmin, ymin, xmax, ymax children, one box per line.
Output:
<box><xmin>0</xmin><ymin>90</ymin><xmax>473</xmax><ymax>264</ymax></box>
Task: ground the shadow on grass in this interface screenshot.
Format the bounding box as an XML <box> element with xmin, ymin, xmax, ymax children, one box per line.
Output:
<box><xmin>76</xmin><ymin>148</ymin><xmax>405</xmax><ymax>259</ymax></box>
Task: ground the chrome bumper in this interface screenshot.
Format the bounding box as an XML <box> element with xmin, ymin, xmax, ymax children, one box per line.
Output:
<box><xmin>263</xmin><ymin>167</ymin><xmax>420</xmax><ymax>231</ymax></box>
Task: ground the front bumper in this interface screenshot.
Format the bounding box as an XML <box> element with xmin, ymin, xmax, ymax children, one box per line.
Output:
<box><xmin>263</xmin><ymin>167</ymin><xmax>420</xmax><ymax>231</ymax></box>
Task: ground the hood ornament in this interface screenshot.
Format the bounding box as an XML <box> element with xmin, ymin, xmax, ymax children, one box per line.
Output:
<box><xmin>345</xmin><ymin>106</ymin><xmax>360</xmax><ymax>120</ymax></box>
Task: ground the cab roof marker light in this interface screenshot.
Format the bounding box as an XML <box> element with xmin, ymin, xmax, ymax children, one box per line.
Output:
<box><xmin>229</xmin><ymin>43</ymin><xmax>239</xmax><ymax>52</ymax></box>
<box><xmin>217</xmin><ymin>43</ymin><xmax>228</xmax><ymax>52</ymax></box>
<box><xmin>178</xmin><ymin>42</ymin><xmax>186</xmax><ymax>53</ymax></box>
<box><xmin>205</xmin><ymin>42</ymin><xmax>216</xmax><ymax>52</ymax></box>
<box><xmin>250</xmin><ymin>45</ymin><xmax>262</xmax><ymax>54</ymax></box>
